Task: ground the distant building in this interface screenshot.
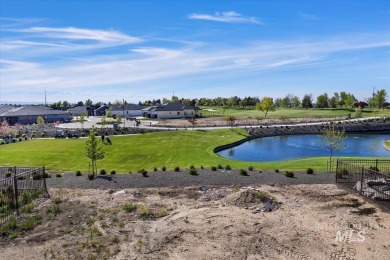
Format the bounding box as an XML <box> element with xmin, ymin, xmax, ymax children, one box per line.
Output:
<box><xmin>142</xmin><ymin>102</ymin><xmax>202</xmax><ymax>119</ymax></box>
<box><xmin>110</xmin><ymin>104</ymin><xmax>143</xmax><ymax>118</ymax></box>
<box><xmin>0</xmin><ymin>105</ymin><xmax>71</xmax><ymax>125</ymax></box>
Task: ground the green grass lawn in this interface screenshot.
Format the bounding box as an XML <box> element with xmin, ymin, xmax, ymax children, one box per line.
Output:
<box><xmin>202</xmin><ymin>106</ymin><xmax>390</xmax><ymax>119</ymax></box>
<box><xmin>385</xmin><ymin>140</ymin><xmax>390</xmax><ymax>150</ymax></box>
<box><xmin>0</xmin><ymin>128</ymin><xmax>340</xmax><ymax>173</ymax></box>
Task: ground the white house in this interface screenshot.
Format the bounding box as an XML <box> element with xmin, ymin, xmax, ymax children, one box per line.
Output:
<box><xmin>111</xmin><ymin>104</ymin><xmax>143</xmax><ymax>118</ymax></box>
<box><xmin>142</xmin><ymin>102</ymin><xmax>202</xmax><ymax>119</ymax></box>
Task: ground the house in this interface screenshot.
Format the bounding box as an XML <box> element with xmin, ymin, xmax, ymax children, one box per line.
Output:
<box><xmin>67</xmin><ymin>106</ymin><xmax>90</xmax><ymax>116</ymax></box>
<box><xmin>0</xmin><ymin>105</ymin><xmax>72</xmax><ymax>125</ymax></box>
<box><xmin>142</xmin><ymin>102</ymin><xmax>202</xmax><ymax>119</ymax></box>
<box><xmin>110</xmin><ymin>104</ymin><xmax>143</xmax><ymax>118</ymax></box>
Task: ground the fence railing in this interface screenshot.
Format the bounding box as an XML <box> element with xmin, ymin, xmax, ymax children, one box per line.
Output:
<box><xmin>336</xmin><ymin>159</ymin><xmax>390</xmax><ymax>205</ymax></box>
<box><xmin>0</xmin><ymin>166</ymin><xmax>49</xmax><ymax>225</ymax></box>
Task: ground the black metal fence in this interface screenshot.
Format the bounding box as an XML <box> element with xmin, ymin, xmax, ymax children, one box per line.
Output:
<box><xmin>336</xmin><ymin>159</ymin><xmax>390</xmax><ymax>206</ymax></box>
<box><xmin>0</xmin><ymin>166</ymin><xmax>49</xmax><ymax>225</ymax></box>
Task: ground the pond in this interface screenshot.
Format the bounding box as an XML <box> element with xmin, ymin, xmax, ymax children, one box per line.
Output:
<box><xmin>217</xmin><ymin>134</ymin><xmax>390</xmax><ymax>162</ymax></box>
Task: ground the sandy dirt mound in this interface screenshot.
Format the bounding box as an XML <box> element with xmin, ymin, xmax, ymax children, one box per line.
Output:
<box><xmin>1</xmin><ymin>184</ymin><xmax>389</xmax><ymax>259</ymax></box>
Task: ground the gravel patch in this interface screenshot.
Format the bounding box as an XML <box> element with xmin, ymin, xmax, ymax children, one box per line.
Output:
<box><xmin>46</xmin><ymin>169</ymin><xmax>334</xmax><ymax>189</ymax></box>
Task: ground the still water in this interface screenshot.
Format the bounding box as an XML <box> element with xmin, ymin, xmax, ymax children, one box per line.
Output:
<box><xmin>217</xmin><ymin>134</ymin><xmax>390</xmax><ymax>162</ymax></box>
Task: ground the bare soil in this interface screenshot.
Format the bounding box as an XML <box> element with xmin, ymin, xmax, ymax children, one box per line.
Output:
<box><xmin>1</xmin><ymin>184</ymin><xmax>389</xmax><ymax>260</ymax></box>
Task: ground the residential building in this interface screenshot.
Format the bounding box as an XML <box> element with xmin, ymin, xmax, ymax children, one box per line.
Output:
<box><xmin>142</xmin><ymin>102</ymin><xmax>202</xmax><ymax>119</ymax></box>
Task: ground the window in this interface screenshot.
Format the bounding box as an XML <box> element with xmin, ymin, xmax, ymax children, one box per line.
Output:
<box><xmin>177</xmin><ymin>112</ymin><xmax>180</xmax><ymax>115</ymax></box>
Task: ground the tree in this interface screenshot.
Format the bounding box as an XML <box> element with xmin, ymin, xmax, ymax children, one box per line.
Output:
<box><xmin>85</xmin><ymin>128</ymin><xmax>105</xmax><ymax>176</ymax></box>
<box><xmin>316</xmin><ymin>93</ymin><xmax>329</xmax><ymax>109</ymax></box>
<box><xmin>78</xmin><ymin>113</ymin><xmax>87</xmax><ymax>129</ymax></box>
<box><xmin>318</xmin><ymin>125</ymin><xmax>347</xmax><ymax>171</ymax></box>
<box><xmin>37</xmin><ymin>116</ymin><xmax>45</xmax><ymax>125</ymax></box>
<box><xmin>106</xmin><ymin>108</ymin><xmax>113</xmax><ymax>118</ymax></box>
<box><xmin>225</xmin><ymin>116</ymin><xmax>236</xmax><ymax>128</ymax></box>
<box><xmin>256</xmin><ymin>97</ymin><xmax>274</xmax><ymax>118</ymax></box>
<box><xmin>302</xmin><ymin>94</ymin><xmax>313</xmax><ymax>109</ymax></box>
<box><xmin>293</xmin><ymin>96</ymin><xmax>301</xmax><ymax>108</ymax></box>
<box><xmin>85</xmin><ymin>99</ymin><xmax>93</xmax><ymax>107</ymax></box>
<box><xmin>374</xmin><ymin>89</ymin><xmax>388</xmax><ymax>109</ymax></box>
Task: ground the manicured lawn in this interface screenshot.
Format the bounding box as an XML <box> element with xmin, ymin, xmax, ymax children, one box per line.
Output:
<box><xmin>0</xmin><ymin>129</ymin><xmax>332</xmax><ymax>173</ymax></box>
<box><xmin>385</xmin><ymin>140</ymin><xmax>390</xmax><ymax>150</ymax></box>
<box><xmin>0</xmin><ymin>129</ymin><xmax>387</xmax><ymax>173</ymax></box>
<box><xmin>202</xmin><ymin>106</ymin><xmax>390</xmax><ymax>119</ymax></box>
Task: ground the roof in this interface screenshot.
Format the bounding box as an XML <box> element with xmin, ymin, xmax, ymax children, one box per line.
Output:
<box><xmin>110</xmin><ymin>104</ymin><xmax>143</xmax><ymax>111</ymax></box>
<box><xmin>0</xmin><ymin>105</ymin><xmax>15</xmax><ymax>114</ymax></box>
<box><xmin>67</xmin><ymin>106</ymin><xmax>88</xmax><ymax>114</ymax></box>
<box><xmin>0</xmin><ymin>105</ymin><xmax>70</xmax><ymax>117</ymax></box>
<box><xmin>153</xmin><ymin>102</ymin><xmax>201</xmax><ymax>111</ymax></box>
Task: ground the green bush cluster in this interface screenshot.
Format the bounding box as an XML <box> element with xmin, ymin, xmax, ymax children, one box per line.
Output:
<box><xmin>306</xmin><ymin>168</ymin><xmax>314</xmax><ymax>174</ymax></box>
<box><xmin>285</xmin><ymin>171</ymin><xmax>294</xmax><ymax>178</ymax></box>
<box><xmin>239</xmin><ymin>169</ymin><xmax>248</xmax><ymax>176</ymax></box>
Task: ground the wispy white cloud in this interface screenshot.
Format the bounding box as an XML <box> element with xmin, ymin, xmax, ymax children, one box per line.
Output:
<box><xmin>298</xmin><ymin>11</ymin><xmax>320</xmax><ymax>20</ymax></box>
<box><xmin>188</xmin><ymin>11</ymin><xmax>262</xmax><ymax>24</ymax></box>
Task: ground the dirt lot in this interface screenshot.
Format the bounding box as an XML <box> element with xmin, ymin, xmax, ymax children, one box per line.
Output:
<box><xmin>1</xmin><ymin>184</ymin><xmax>389</xmax><ymax>260</ymax></box>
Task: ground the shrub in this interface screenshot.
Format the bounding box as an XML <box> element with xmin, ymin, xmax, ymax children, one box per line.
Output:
<box><xmin>211</xmin><ymin>166</ymin><xmax>217</xmax><ymax>171</ymax></box>
<box><xmin>100</xmin><ymin>169</ymin><xmax>107</xmax><ymax>175</ymax></box>
<box><xmin>189</xmin><ymin>165</ymin><xmax>195</xmax><ymax>170</ymax></box>
<box><xmin>285</xmin><ymin>171</ymin><xmax>294</xmax><ymax>178</ymax></box>
<box><xmin>239</xmin><ymin>169</ymin><xmax>248</xmax><ymax>176</ymax></box>
<box><xmin>41</xmin><ymin>132</ymin><xmax>46</xmax><ymax>137</ymax></box>
<box><xmin>225</xmin><ymin>165</ymin><xmax>231</xmax><ymax>170</ymax></box>
<box><xmin>55</xmin><ymin>173</ymin><xmax>62</xmax><ymax>178</ymax></box>
<box><xmin>274</xmin><ymin>169</ymin><xmax>279</xmax><ymax>173</ymax></box>
<box><xmin>306</xmin><ymin>168</ymin><xmax>314</xmax><ymax>174</ymax></box>
<box><xmin>255</xmin><ymin>192</ymin><xmax>269</xmax><ymax>202</ymax></box>
<box><xmin>162</xmin><ymin>166</ymin><xmax>166</xmax><ymax>171</ymax></box>
<box><xmin>217</xmin><ymin>164</ymin><xmax>223</xmax><ymax>169</ymax></box>
<box><xmin>75</xmin><ymin>170</ymin><xmax>82</xmax><ymax>176</ymax></box>
<box><xmin>53</xmin><ymin>197</ymin><xmax>62</xmax><ymax>204</ymax></box>
<box><xmin>32</xmin><ymin>173</ymin><xmax>42</xmax><ymax>180</ymax></box>
<box><xmin>123</xmin><ymin>203</ymin><xmax>137</xmax><ymax>213</ymax></box>
<box><xmin>110</xmin><ymin>170</ymin><xmax>116</xmax><ymax>175</ymax></box>
<box><xmin>174</xmin><ymin>166</ymin><xmax>180</xmax><ymax>172</ymax></box>
<box><xmin>138</xmin><ymin>169</ymin><xmax>148</xmax><ymax>177</ymax></box>
<box><xmin>6</xmin><ymin>171</ymin><xmax>12</xmax><ymax>178</ymax></box>
<box><xmin>189</xmin><ymin>169</ymin><xmax>198</xmax><ymax>175</ymax></box>
<box><xmin>153</xmin><ymin>167</ymin><xmax>158</xmax><ymax>171</ymax></box>
<box><xmin>248</xmin><ymin>166</ymin><xmax>254</xmax><ymax>171</ymax></box>
<box><xmin>42</xmin><ymin>172</ymin><xmax>50</xmax><ymax>178</ymax></box>
<box><xmin>46</xmin><ymin>204</ymin><xmax>61</xmax><ymax>217</ymax></box>
<box><xmin>88</xmin><ymin>173</ymin><xmax>94</xmax><ymax>180</ymax></box>
<box><xmin>21</xmin><ymin>204</ymin><xmax>35</xmax><ymax>214</ymax></box>
<box><xmin>200</xmin><ymin>165</ymin><xmax>204</xmax><ymax>169</ymax></box>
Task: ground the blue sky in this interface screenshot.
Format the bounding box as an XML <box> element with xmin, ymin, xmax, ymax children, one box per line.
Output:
<box><xmin>0</xmin><ymin>0</ymin><xmax>389</xmax><ymax>104</ymax></box>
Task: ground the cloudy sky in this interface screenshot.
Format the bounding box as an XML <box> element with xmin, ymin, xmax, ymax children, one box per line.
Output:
<box><xmin>0</xmin><ymin>0</ymin><xmax>389</xmax><ymax>104</ymax></box>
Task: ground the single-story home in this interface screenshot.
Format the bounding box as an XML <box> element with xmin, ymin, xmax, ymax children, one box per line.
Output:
<box><xmin>110</xmin><ymin>104</ymin><xmax>143</xmax><ymax>118</ymax></box>
<box><xmin>142</xmin><ymin>102</ymin><xmax>202</xmax><ymax>119</ymax></box>
<box><xmin>0</xmin><ymin>105</ymin><xmax>72</xmax><ymax>125</ymax></box>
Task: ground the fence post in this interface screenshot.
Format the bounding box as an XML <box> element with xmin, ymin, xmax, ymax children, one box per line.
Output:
<box><xmin>13</xmin><ymin>166</ymin><xmax>19</xmax><ymax>215</ymax></box>
<box><xmin>42</xmin><ymin>166</ymin><xmax>49</xmax><ymax>198</ymax></box>
<box><xmin>335</xmin><ymin>159</ymin><xmax>339</xmax><ymax>182</ymax></box>
<box><xmin>375</xmin><ymin>159</ymin><xmax>378</xmax><ymax>173</ymax></box>
<box><xmin>360</xmin><ymin>166</ymin><xmax>364</xmax><ymax>195</ymax></box>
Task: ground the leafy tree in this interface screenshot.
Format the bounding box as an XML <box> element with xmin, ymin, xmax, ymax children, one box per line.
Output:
<box><xmin>78</xmin><ymin>113</ymin><xmax>87</xmax><ymax>129</ymax></box>
<box><xmin>171</xmin><ymin>95</ymin><xmax>179</xmax><ymax>103</ymax></box>
<box><xmin>374</xmin><ymin>89</ymin><xmax>388</xmax><ymax>109</ymax></box>
<box><xmin>101</xmin><ymin>116</ymin><xmax>107</xmax><ymax>126</ymax></box>
<box><xmin>316</xmin><ymin>93</ymin><xmax>329</xmax><ymax>109</ymax></box>
<box><xmin>318</xmin><ymin>125</ymin><xmax>347</xmax><ymax>171</ymax></box>
<box><xmin>302</xmin><ymin>94</ymin><xmax>313</xmax><ymax>109</ymax></box>
<box><xmin>85</xmin><ymin>128</ymin><xmax>105</xmax><ymax>176</ymax></box>
<box><xmin>293</xmin><ymin>96</ymin><xmax>301</xmax><ymax>107</ymax></box>
<box><xmin>37</xmin><ymin>116</ymin><xmax>45</xmax><ymax>125</ymax></box>
<box><xmin>256</xmin><ymin>97</ymin><xmax>274</xmax><ymax>118</ymax></box>
<box><xmin>106</xmin><ymin>108</ymin><xmax>113</xmax><ymax>118</ymax></box>
<box><xmin>329</xmin><ymin>96</ymin><xmax>338</xmax><ymax>108</ymax></box>
<box><xmin>116</xmin><ymin>115</ymin><xmax>122</xmax><ymax>124</ymax></box>
<box><xmin>85</xmin><ymin>99</ymin><xmax>93</xmax><ymax>107</ymax></box>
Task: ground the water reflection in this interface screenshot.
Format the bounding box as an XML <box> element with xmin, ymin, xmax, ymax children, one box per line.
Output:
<box><xmin>217</xmin><ymin>134</ymin><xmax>390</xmax><ymax>162</ymax></box>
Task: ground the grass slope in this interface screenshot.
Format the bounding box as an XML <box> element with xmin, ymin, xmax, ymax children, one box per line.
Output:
<box><xmin>385</xmin><ymin>140</ymin><xmax>390</xmax><ymax>150</ymax></box>
<box><xmin>0</xmin><ymin>129</ymin><xmax>385</xmax><ymax>173</ymax></box>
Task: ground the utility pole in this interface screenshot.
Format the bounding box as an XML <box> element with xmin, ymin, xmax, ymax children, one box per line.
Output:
<box><xmin>123</xmin><ymin>99</ymin><xmax>125</xmax><ymax>128</ymax></box>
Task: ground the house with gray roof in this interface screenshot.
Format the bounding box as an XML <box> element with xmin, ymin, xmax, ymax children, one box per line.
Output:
<box><xmin>142</xmin><ymin>102</ymin><xmax>202</xmax><ymax>119</ymax></box>
<box><xmin>0</xmin><ymin>105</ymin><xmax>71</xmax><ymax>125</ymax></box>
<box><xmin>110</xmin><ymin>104</ymin><xmax>143</xmax><ymax>118</ymax></box>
